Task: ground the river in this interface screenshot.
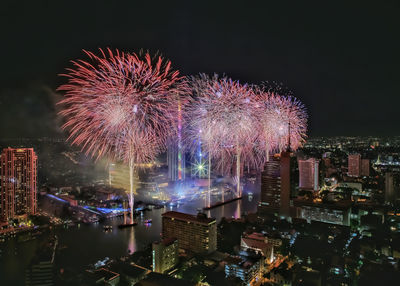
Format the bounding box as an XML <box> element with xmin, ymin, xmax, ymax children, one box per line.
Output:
<box><xmin>0</xmin><ymin>180</ymin><xmax>260</xmax><ymax>285</ymax></box>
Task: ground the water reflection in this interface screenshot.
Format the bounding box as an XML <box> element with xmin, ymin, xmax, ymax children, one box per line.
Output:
<box><xmin>128</xmin><ymin>227</ymin><xmax>136</xmax><ymax>254</ymax></box>
<box><xmin>234</xmin><ymin>200</ymin><xmax>242</xmax><ymax>219</ymax></box>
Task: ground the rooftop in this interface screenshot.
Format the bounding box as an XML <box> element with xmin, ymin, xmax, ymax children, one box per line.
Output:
<box><xmin>241</xmin><ymin>237</ymin><xmax>270</xmax><ymax>252</ymax></box>
<box><xmin>153</xmin><ymin>237</ymin><xmax>177</xmax><ymax>247</ymax></box>
<box><xmin>225</xmin><ymin>251</ymin><xmax>262</xmax><ymax>269</ymax></box>
<box><xmin>136</xmin><ymin>272</ymin><xmax>196</xmax><ymax>286</ymax></box>
<box><xmin>162</xmin><ymin>211</ymin><xmax>216</xmax><ymax>225</ymax></box>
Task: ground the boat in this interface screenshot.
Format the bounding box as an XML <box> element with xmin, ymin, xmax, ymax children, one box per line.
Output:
<box><xmin>103</xmin><ymin>225</ymin><xmax>113</xmax><ymax>231</ymax></box>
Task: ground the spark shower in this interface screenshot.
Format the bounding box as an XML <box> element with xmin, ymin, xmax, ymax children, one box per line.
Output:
<box><xmin>58</xmin><ymin>48</ymin><xmax>307</xmax><ymax>211</ymax></box>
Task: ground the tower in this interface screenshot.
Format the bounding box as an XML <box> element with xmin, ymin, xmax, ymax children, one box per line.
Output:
<box><xmin>258</xmin><ymin>152</ymin><xmax>291</xmax><ymax>217</ymax></box>
<box><xmin>0</xmin><ymin>148</ymin><xmax>37</xmax><ymax>222</ymax></box>
<box><xmin>167</xmin><ymin>146</ymin><xmax>185</xmax><ymax>181</ymax></box>
<box><xmin>167</xmin><ymin>99</ymin><xmax>185</xmax><ymax>182</ymax></box>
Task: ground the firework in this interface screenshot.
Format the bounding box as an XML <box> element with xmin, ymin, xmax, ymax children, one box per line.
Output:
<box><xmin>185</xmin><ymin>74</ymin><xmax>258</xmax><ymax>203</ymax></box>
<box><xmin>254</xmin><ymin>85</ymin><xmax>308</xmax><ymax>162</ymax></box>
<box><xmin>58</xmin><ymin>48</ymin><xmax>188</xmax><ymax>223</ymax></box>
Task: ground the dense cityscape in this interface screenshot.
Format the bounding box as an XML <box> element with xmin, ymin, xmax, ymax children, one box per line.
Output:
<box><xmin>2</xmin><ymin>135</ymin><xmax>400</xmax><ymax>286</ymax></box>
<box><xmin>1</xmin><ymin>1</ymin><xmax>399</xmax><ymax>286</ymax></box>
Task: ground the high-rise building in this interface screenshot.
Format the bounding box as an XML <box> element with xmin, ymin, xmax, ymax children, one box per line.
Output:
<box><xmin>258</xmin><ymin>152</ymin><xmax>291</xmax><ymax>217</ymax></box>
<box><xmin>162</xmin><ymin>211</ymin><xmax>217</xmax><ymax>254</ymax></box>
<box><xmin>152</xmin><ymin>238</ymin><xmax>179</xmax><ymax>273</ymax></box>
<box><xmin>385</xmin><ymin>172</ymin><xmax>395</xmax><ymax>203</ymax></box>
<box><xmin>0</xmin><ymin>148</ymin><xmax>37</xmax><ymax>222</ymax></box>
<box><xmin>25</xmin><ymin>260</ymin><xmax>54</xmax><ymax>286</ymax></box>
<box><xmin>348</xmin><ymin>154</ymin><xmax>361</xmax><ymax>177</ymax></box>
<box><xmin>298</xmin><ymin>158</ymin><xmax>319</xmax><ymax>191</ymax></box>
<box><xmin>167</xmin><ymin>147</ymin><xmax>185</xmax><ymax>182</ymax></box>
<box><xmin>361</xmin><ymin>159</ymin><xmax>370</xmax><ymax>177</ymax></box>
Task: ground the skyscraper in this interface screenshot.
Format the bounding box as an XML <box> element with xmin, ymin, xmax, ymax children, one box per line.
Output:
<box><xmin>168</xmin><ymin>99</ymin><xmax>185</xmax><ymax>182</ymax></box>
<box><xmin>162</xmin><ymin>211</ymin><xmax>217</xmax><ymax>254</ymax></box>
<box><xmin>167</xmin><ymin>147</ymin><xmax>185</xmax><ymax>182</ymax></box>
<box><xmin>298</xmin><ymin>158</ymin><xmax>319</xmax><ymax>191</ymax></box>
<box><xmin>348</xmin><ymin>154</ymin><xmax>361</xmax><ymax>177</ymax></box>
<box><xmin>361</xmin><ymin>159</ymin><xmax>370</xmax><ymax>177</ymax></box>
<box><xmin>385</xmin><ymin>172</ymin><xmax>395</xmax><ymax>203</ymax></box>
<box><xmin>258</xmin><ymin>152</ymin><xmax>291</xmax><ymax>217</ymax></box>
<box><xmin>0</xmin><ymin>148</ymin><xmax>37</xmax><ymax>222</ymax></box>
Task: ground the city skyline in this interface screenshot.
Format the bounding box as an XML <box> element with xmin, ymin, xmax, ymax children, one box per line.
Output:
<box><xmin>1</xmin><ymin>1</ymin><xmax>400</xmax><ymax>286</ymax></box>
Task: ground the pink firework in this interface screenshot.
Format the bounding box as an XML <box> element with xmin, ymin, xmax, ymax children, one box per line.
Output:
<box><xmin>58</xmin><ymin>48</ymin><xmax>188</xmax><ymax>222</ymax></box>
<box><xmin>254</xmin><ymin>86</ymin><xmax>308</xmax><ymax>161</ymax></box>
<box><xmin>185</xmin><ymin>74</ymin><xmax>258</xmax><ymax>199</ymax></box>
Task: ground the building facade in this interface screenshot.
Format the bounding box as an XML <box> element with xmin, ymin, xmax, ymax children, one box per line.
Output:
<box><xmin>162</xmin><ymin>211</ymin><xmax>217</xmax><ymax>254</ymax></box>
<box><xmin>258</xmin><ymin>152</ymin><xmax>291</xmax><ymax>217</ymax></box>
<box><xmin>293</xmin><ymin>199</ymin><xmax>351</xmax><ymax>225</ymax></box>
<box><xmin>298</xmin><ymin>158</ymin><xmax>319</xmax><ymax>191</ymax></box>
<box><xmin>361</xmin><ymin>159</ymin><xmax>370</xmax><ymax>177</ymax></box>
<box><xmin>152</xmin><ymin>238</ymin><xmax>179</xmax><ymax>273</ymax></box>
<box><xmin>348</xmin><ymin>154</ymin><xmax>361</xmax><ymax>177</ymax></box>
<box><xmin>0</xmin><ymin>148</ymin><xmax>37</xmax><ymax>222</ymax></box>
<box><xmin>385</xmin><ymin>172</ymin><xmax>395</xmax><ymax>203</ymax></box>
<box><xmin>225</xmin><ymin>252</ymin><xmax>262</xmax><ymax>286</ymax></box>
<box><xmin>240</xmin><ymin>232</ymin><xmax>274</xmax><ymax>263</ymax></box>
<box><xmin>167</xmin><ymin>146</ymin><xmax>185</xmax><ymax>182</ymax></box>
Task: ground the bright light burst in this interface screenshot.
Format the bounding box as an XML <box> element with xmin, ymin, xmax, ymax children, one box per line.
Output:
<box><xmin>57</xmin><ymin>48</ymin><xmax>308</xmax><ymax>209</ymax></box>
<box><xmin>58</xmin><ymin>48</ymin><xmax>187</xmax><ymax>163</ymax></box>
<box><xmin>185</xmin><ymin>74</ymin><xmax>259</xmax><ymax>197</ymax></box>
<box><xmin>58</xmin><ymin>48</ymin><xmax>188</xmax><ymax>222</ymax></box>
<box><xmin>254</xmin><ymin>85</ymin><xmax>308</xmax><ymax>161</ymax></box>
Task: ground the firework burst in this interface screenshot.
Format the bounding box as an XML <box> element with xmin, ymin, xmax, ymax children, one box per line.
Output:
<box><xmin>58</xmin><ymin>48</ymin><xmax>188</xmax><ymax>222</ymax></box>
<box><xmin>254</xmin><ymin>85</ymin><xmax>308</xmax><ymax>162</ymax></box>
<box><xmin>185</xmin><ymin>74</ymin><xmax>258</xmax><ymax>201</ymax></box>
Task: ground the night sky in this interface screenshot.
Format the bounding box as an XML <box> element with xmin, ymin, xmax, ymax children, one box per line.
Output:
<box><xmin>0</xmin><ymin>0</ymin><xmax>399</xmax><ymax>137</ymax></box>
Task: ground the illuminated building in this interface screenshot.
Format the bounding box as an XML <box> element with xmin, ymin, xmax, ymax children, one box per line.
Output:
<box><xmin>361</xmin><ymin>158</ymin><xmax>370</xmax><ymax>177</ymax></box>
<box><xmin>293</xmin><ymin>198</ymin><xmax>351</xmax><ymax>225</ymax></box>
<box><xmin>240</xmin><ymin>233</ymin><xmax>274</xmax><ymax>263</ymax></box>
<box><xmin>298</xmin><ymin>158</ymin><xmax>319</xmax><ymax>191</ymax></box>
<box><xmin>152</xmin><ymin>238</ymin><xmax>178</xmax><ymax>273</ymax></box>
<box><xmin>225</xmin><ymin>252</ymin><xmax>262</xmax><ymax>286</ymax></box>
<box><xmin>162</xmin><ymin>211</ymin><xmax>217</xmax><ymax>254</ymax></box>
<box><xmin>167</xmin><ymin>146</ymin><xmax>185</xmax><ymax>181</ymax></box>
<box><xmin>167</xmin><ymin>100</ymin><xmax>185</xmax><ymax>181</ymax></box>
<box><xmin>348</xmin><ymin>154</ymin><xmax>361</xmax><ymax>177</ymax></box>
<box><xmin>0</xmin><ymin>148</ymin><xmax>37</xmax><ymax>222</ymax></box>
<box><xmin>258</xmin><ymin>151</ymin><xmax>291</xmax><ymax>217</ymax></box>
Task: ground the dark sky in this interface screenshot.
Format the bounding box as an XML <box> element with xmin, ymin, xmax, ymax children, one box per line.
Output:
<box><xmin>0</xmin><ymin>0</ymin><xmax>399</xmax><ymax>137</ymax></box>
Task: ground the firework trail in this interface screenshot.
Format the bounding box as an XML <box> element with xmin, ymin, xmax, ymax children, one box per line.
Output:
<box><xmin>58</xmin><ymin>48</ymin><xmax>188</xmax><ymax>223</ymax></box>
<box><xmin>185</xmin><ymin>74</ymin><xmax>258</xmax><ymax>203</ymax></box>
